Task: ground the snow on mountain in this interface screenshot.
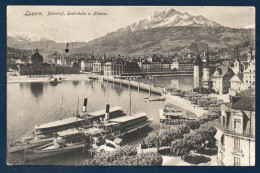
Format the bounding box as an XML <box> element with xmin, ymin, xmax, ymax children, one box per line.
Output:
<box><xmin>237</xmin><ymin>24</ymin><xmax>255</xmax><ymax>29</ymax></box>
<box><xmin>7</xmin><ymin>33</ymin><xmax>49</xmax><ymax>42</ymax></box>
<box><xmin>119</xmin><ymin>8</ymin><xmax>222</xmax><ymax>33</ymax></box>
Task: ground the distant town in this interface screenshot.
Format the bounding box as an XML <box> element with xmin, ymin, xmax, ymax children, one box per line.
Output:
<box><xmin>6</xmin><ymin>6</ymin><xmax>255</xmax><ymax>167</ymax></box>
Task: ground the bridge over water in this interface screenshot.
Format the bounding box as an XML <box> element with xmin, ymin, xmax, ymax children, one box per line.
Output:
<box><xmin>102</xmin><ymin>76</ymin><xmax>166</xmax><ymax>95</ymax></box>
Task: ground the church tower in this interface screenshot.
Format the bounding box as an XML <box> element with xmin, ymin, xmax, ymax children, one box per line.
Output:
<box><xmin>202</xmin><ymin>47</ymin><xmax>212</xmax><ymax>89</ymax></box>
<box><xmin>233</xmin><ymin>52</ymin><xmax>241</xmax><ymax>75</ymax></box>
<box><xmin>193</xmin><ymin>53</ymin><xmax>202</xmax><ymax>88</ymax></box>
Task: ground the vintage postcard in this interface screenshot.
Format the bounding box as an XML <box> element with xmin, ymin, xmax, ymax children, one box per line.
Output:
<box><xmin>6</xmin><ymin>6</ymin><xmax>255</xmax><ymax>166</ymax></box>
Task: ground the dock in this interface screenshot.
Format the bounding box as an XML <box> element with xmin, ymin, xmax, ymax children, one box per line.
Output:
<box><xmin>102</xmin><ymin>76</ymin><xmax>166</xmax><ymax>95</ymax></box>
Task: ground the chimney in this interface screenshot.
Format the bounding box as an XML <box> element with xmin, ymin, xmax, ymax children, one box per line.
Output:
<box><xmin>105</xmin><ymin>104</ymin><xmax>110</xmax><ymax>120</ymax></box>
<box><xmin>83</xmin><ymin>98</ymin><xmax>88</xmax><ymax>112</ymax></box>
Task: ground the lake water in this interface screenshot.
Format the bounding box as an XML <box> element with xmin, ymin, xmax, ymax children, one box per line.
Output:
<box><xmin>7</xmin><ymin>76</ymin><xmax>193</xmax><ymax>165</ymax></box>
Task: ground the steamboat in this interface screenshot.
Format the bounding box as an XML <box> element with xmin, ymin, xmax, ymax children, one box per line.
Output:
<box><xmin>9</xmin><ymin>98</ymin><xmax>125</xmax><ymax>153</ymax></box>
<box><xmin>24</xmin><ymin>96</ymin><xmax>153</xmax><ymax>161</ymax></box>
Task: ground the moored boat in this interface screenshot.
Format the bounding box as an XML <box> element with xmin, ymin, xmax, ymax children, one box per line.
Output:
<box><xmin>24</xmin><ymin>128</ymin><xmax>91</xmax><ymax>161</ymax></box>
<box><xmin>49</xmin><ymin>76</ymin><xmax>63</xmax><ymax>84</ymax></box>
<box><xmin>144</xmin><ymin>96</ymin><xmax>166</xmax><ymax>102</ymax></box>
<box><xmin>9</xmin><ymin>137</ymin><xmax>54</xmax><ymax>153</ymax></box>
<box><xmin>9</xmin><ymin>98</ymin><xmax>125</xmax><ymax>153</ymax></box>
<box><xmin>33</xmin><ymin>98</ymin><xmax>125</xmax><ymax>137</ymax></box>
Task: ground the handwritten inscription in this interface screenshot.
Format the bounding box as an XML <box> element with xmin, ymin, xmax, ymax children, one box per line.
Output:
<box><xmin>24</xmin><ymin>11</ymin><xmax>107</xmax><ymax>16</ymax></box>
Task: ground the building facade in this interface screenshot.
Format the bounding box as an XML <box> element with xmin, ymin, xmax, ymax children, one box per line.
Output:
<box><xmin>243</xmin><ymin>58</ymin><xmax>255</xmax><ymax>89</ymax></box>
<box><xmin>229</xmin><ymin>74</ymin><xmax>244</xmax><ymax>95</ymax></box>
<box><xmin>92</xmin><ymin>62</ymin><xmax>104</xmax><ymax>74</ymax></box>
<box><xmin>17</xmin><ymin>49</ymin><xmax>79</xmax><ymax>75</ymax></box>
<box><xmin>193</xmin><ymin>54</ymin><xmax>202</xmax><ymax>88</ymax></box>
<box><xmin>215</xmin><ymin>96</ymin><xmax>255</xmax><ymax>166</ymax></box>
<box><xmin>103</xmin><ymin>62</ymin><xmax>124</xmax><ymax>76</ymax></box>
<box><xmin>211</xmin><ymin>66</ymin><xmax>235</xmax><ymax>94</ymax></box>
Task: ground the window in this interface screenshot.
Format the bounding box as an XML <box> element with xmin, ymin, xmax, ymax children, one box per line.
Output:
<box><xmin>234</xmin><ymin>156</ymin><xmax>241</xmax><ymax>166</ymax></box>
<box><xmin>234</xmin><ymin>138</ymin><xmax>240</xmax><ymax>150</ymax></box>
<box><xmin>221</xmin><ymin>135</ymin><xmax>225</xmax><ymax>145</ymax></box>
<box><xmin>234</xmin><ymin>119</ymin><xmax>241</xmax><ymax>132</ymax></box>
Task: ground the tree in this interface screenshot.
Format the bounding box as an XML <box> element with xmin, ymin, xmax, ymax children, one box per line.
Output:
<box><xmin>170</xmin><ymin>139</ymin><xmax>191</xmax><ymax>159</ymax></box>
<box><xmin>80</xmin><ymin>151</ymin><xmax>163</xmax><ymax>166</ymax></box>
<box><xmin>179</xmin><ymin>90</ymin><xmax>186</xmax><ymax>98</ymax></box>
<box><xmin>184</xmin><ymin>120</ymin><xmax>201</xmax><ymax>131</ymax></box>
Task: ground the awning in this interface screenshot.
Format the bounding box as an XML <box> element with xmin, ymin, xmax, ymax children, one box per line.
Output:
<box><xmin>214</xmin><ymin>129</ymin><xmax>223</xmax><ymax>140</ymax></box>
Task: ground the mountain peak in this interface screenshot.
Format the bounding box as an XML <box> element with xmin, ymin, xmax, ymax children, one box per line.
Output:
<box><xmin>123</xmin><ymin>8</ymin><xmax>222</xmax><ymax>32</ymax></box>
<box><xmin>7</xmin><ymin>33</ymin><xmax>49</xmax><ymax>42</ymax></box>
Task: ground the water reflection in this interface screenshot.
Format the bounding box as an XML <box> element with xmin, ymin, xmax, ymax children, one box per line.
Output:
<box><xmin>19</xmin><ymin>83</ymin><xmax>25</xmax><ymax>90</ymax></box>
<box><xmin>113</xmin><ymin>85</ymin><xmax>123</xmax><ymax>97</ymax></box>
<box><xmin>30</xmin><ymin>83</ymin><xmax>44</xmax><ymax>100</ymax></box>
<box><xmin>7</xmin><ymin>76</ymin><xmax>193</xmax><ymax>165</ymax></box>
<box><xmin>72</xmin><ymin>81</ymin><xmax>80</xmax><ymax>87</ymax></box>
<box><xmin>49</xmin><ymin>82</ymin><xmax>58</xmax><ymax>87</ymax></box>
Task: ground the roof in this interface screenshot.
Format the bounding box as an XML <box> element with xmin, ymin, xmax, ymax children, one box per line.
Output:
<box><xmin>57</xmin><ymin>128</ymin><xmax>79</xmax><ymax>137</ymax></box>
<box><xmin>232</xmin><ymin>96</ymin><xmax>255</xmax><ymax>111</ymax></box>
<box><xmin>114</xmin><ymin>138</ymin><xmax>123</xmax><ymax>144</ymax></box>
<box><xmin>212</xmin><ymin>66</ymin><xmax>234</xmax><ymax>78</ymax></box>
<box><xmin>83</xmin><ymin>127</ymin><xmax>105</xmax><ymax>135</ymax></box>
<box><xmin>88</xmin><ymin>106</ymin><xmax>122</xmax><ymax>117</ymax></box>
<box><xmin>230</xmin><ymin>74</ymin><xmax>243</xmax><ymax>82</ymax></box>
<box><xmin>35</xmin><ymin>117</ymin><xmax>84</xmax><ymax>130</ymax></box>
<box><xmin>110</xmin><ymin>112</ymin><xmax>147</xmax><ymax>123</ymax></box>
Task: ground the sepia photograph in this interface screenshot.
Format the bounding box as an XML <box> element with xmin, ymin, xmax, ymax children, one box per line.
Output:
<box><xmin>6</xmin><ymin>6</ymin><xmax>255</xmax><ymax>166</ymax></box>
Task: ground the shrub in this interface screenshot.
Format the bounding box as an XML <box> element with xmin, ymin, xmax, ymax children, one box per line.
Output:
<box><xmin>80</xmin><ymin>151</ymin><xmax>163</xmax><ymax>166</ymax></box>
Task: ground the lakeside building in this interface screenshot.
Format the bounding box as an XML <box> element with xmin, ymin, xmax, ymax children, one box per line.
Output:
<box><xmin>17</xmin><ymin>49</ymin><xmax>79</xmax><ymax>75</ymax></box>
<box><xmin>170</xmin><ymin>60</ymin><xmax>179</xmax><ymax>70</ymax></box>
<box><xmin>215</xmin><ymin>96</ymin><xmax>255</xmax><ymax>166</ymax></box>
<box><xmin>202</xmin><ymin>48</ymin><xmax>212</xmax><ymax>89</ymax></box>
<box><xmin>192</xmin><ymin>47</ymin><xmax>256</xmax><ymax>95</ymax></box>
<box><xmin>178</xmin><ymin>59</ymin><xmax>194</xmax><ymax>72</ymax></box>
<box><xmin>230</xmin><ymin>74</ymin><xmax>244</xmax><ymax>93</ymax></box>
<box><xmin>80</xmin><ymin>54</ymin><xmax>96</xmax><ymax>72</ymax></box>
<box><xmin>243</xmin><ymin>58</ymin><xmax>255</xmax><ymax>89</ymax></box>
<box><xmin>123</xmin><ymin>61</ymin><xmax>140</xmax><ymax>74</ymax></box>
<box><xmin>53</xmin><ymin>56</ymin><xmax>72</xmax><ymax>66</ymax></box>
<box><xmin>93</xmin><ymin>62</ymin><xmax>105</xmax><ymax>74</ymax></box>
<box><xmin>211</xmin><ymin>66</ymin><xmax>235</xmax><ymax>94</ymax></box>
<box><xmin>229</xmin><ymin>50</ymin><xmax>255</xmax><ymax>95</ymax></box>
<box><xmin>103</xmin><ymin>61</ymin><xmax>124</xmax><ymax>76</ymax></box>
<box><xmin>140</xmin><ymin>55</ymin><xmax>170</xmax><ymax>72</ymax></box>
<box><xmin>193</xmin><ymin>54</ymin><xmax>203</xmax><ymax>88</ymax></box>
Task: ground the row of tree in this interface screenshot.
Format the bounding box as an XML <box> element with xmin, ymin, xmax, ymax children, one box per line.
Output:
<box><xmin>141</xmin><ymin>108</ymin><xmax>220</xmax><ymax>155</ymax></box>
<box><xmin>170</xmin><ymin>121</ymin><xmax>217</xmax><ymax>158</ymax></box>
<box><xmin>184</xmin><ymin>92</ymin><xmax>224</xmax><ymax>110</ymax></box>
<box><xmin>79</xmin><ymin>145</ymin><xmax>162</xmax><ymax>166</ymax></box>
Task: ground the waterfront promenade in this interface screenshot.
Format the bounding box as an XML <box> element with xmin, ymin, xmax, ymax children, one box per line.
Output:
<box><xmin>103</xmin><ymin>76</ymin><xmax>166</xmax><ymax>95</ymax></box>
<box><xmin>165</xmin><ymin>94</ymin><xmax>207</xmax><ymax>117</ymax></box>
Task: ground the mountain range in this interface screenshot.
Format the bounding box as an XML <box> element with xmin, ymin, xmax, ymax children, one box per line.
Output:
<box><xmin>7</xmin><ymin>8</ymin><xmax>255</xmax><ymax>56</ymax></box>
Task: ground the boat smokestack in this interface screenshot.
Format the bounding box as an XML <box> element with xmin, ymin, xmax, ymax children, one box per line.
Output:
<box><xmin>105</xmin><ymin>104</ymin><xmax>110</xmax><ymax>120</ymax></box>
<box><xmin>83</xmin><ymin>98</ymin><xmax>88</xmax><ymax>112</ymax></box>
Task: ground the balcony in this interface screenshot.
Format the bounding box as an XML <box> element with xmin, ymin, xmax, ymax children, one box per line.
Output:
<box><xmin>215</xmin><ymin>121</ymin><xmax>255</xmax><ymax>139</ymax></box>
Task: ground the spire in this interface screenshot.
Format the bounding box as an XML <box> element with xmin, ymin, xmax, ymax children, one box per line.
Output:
<box><xmin>193</xmin><ymin>53</ymin><xmax>202</xmax><ymax>66</ymax></box>
<box><xmin>206</xmin><ymin>45</ymin><xmax>210</xmax><ymax>65</ymax></box>
<box><xmin>204</xmin><ymin>45</ymin><xmax>210</xmax><ymax>68</ymax></box>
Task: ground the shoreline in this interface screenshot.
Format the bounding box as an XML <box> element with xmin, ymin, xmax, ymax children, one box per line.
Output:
<box><xmin>7</xmin><ymin>74</ymin><xmax>94</xmax><ymax>84</ymax></box>
<box><xmin>165</xmin><ymin>94</ymin><xmax>207</xmax><ymax>118</ymax></box>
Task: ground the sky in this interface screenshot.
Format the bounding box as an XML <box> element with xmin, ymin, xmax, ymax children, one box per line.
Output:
<box><xmin>7</xmin><ymin>6</ymin><xmax>255</xmax><ymax>42</ymax></box>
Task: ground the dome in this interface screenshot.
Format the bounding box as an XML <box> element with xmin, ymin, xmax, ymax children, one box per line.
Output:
<box><xmin>31</xmin><ymin>49</ymin><xmax>43</xmax><ymax>64</ymax></box>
